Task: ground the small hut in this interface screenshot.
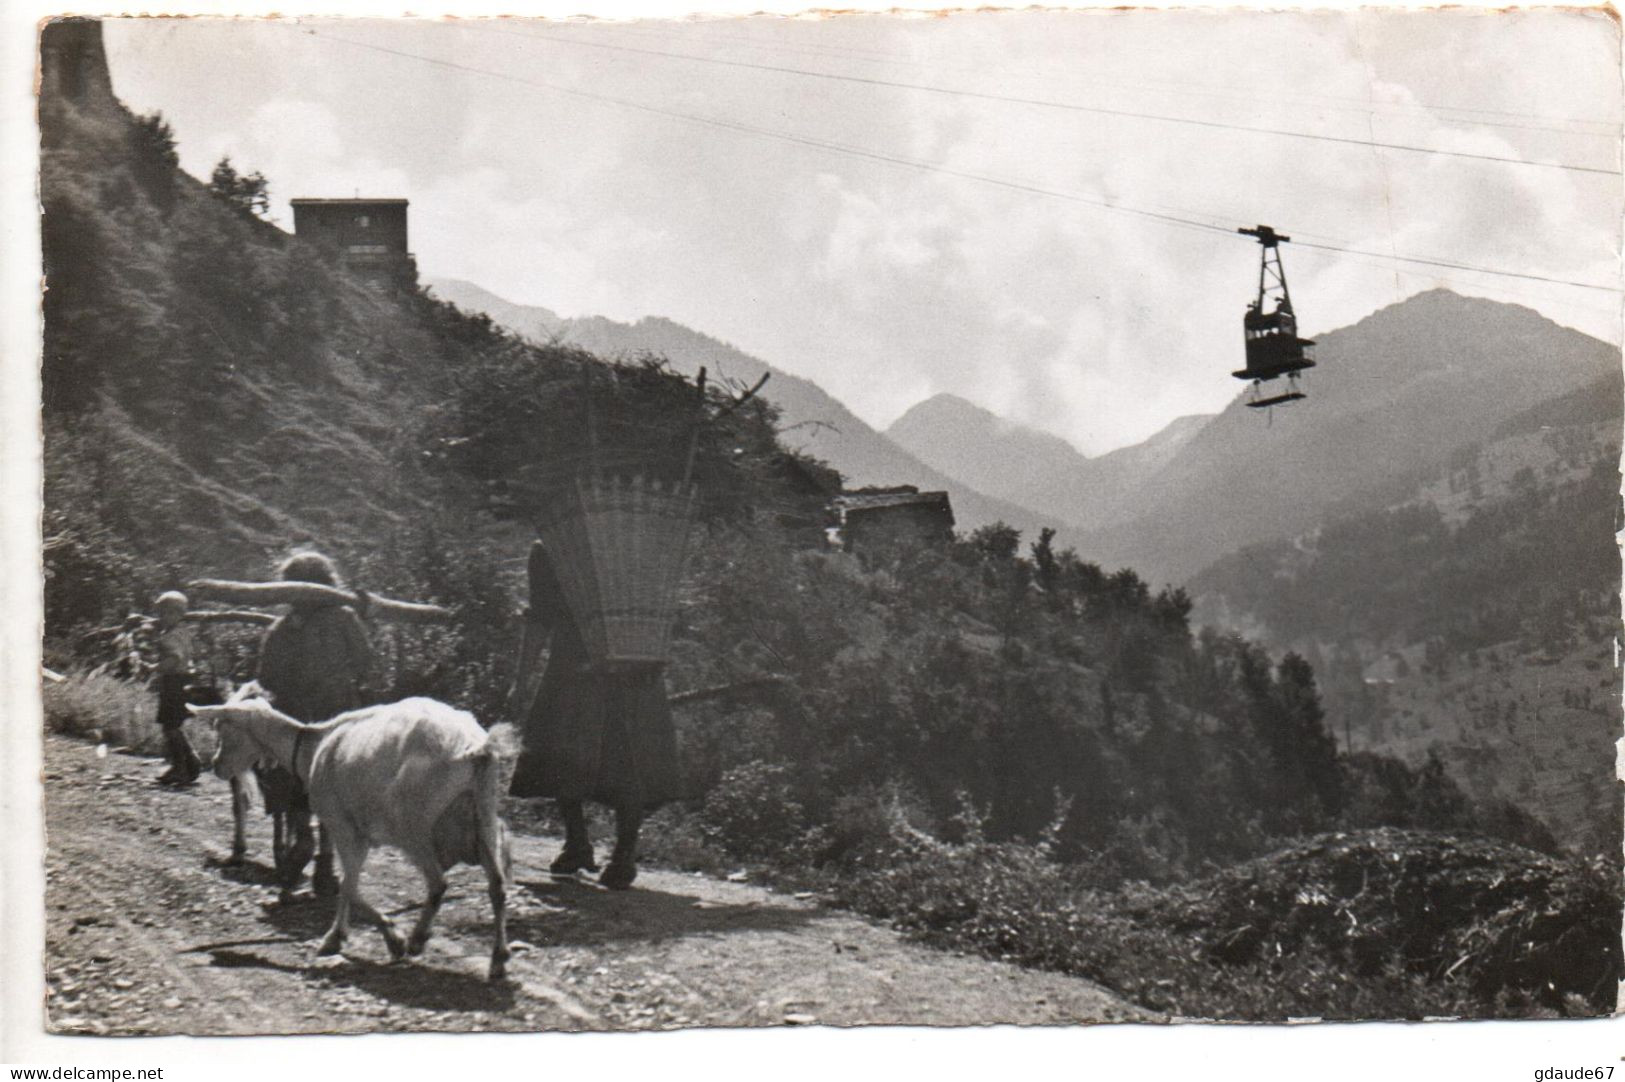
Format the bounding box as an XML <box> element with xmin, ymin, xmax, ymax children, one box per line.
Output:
<box><xmin>834</xmin><ymin>487</ymin><xmax>956</xmax><ymax>552</ymax></box>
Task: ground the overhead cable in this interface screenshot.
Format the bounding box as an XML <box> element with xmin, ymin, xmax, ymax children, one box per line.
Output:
<box><xmin>293</xmin><ymin>26</ymin><xmax>1624</xmax><ymax>296</ymax></box>
<box><xmin>485</xmin><ymin>24</ymin><xmax>1621</xmax><ymax>177</ymax></box>
<box><xmin>539</xmin><ymin>20</ymin><xmax>1624</xmax><ymax>138</ymax></box>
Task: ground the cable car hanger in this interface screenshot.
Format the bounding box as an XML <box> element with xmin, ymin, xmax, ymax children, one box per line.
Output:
<box><xmin>1234</xmin><ymin>225</ymin><xmax>1316</xmax><ymax>410</ymax></box>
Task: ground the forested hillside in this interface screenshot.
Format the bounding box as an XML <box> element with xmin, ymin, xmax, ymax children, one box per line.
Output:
<box><xmin>45</xmin><ymin>63</ymin><xmax>469</xmax><ymax>587</ymax></box>
<box><xmin>1189</xmin><ymin>381</ymin><xmax>1621</xmax><ymax>853</ymax></box>
<box><xmin>39</xmin><ymin>38</ymin><xmax>824</xmax><ymax>713</ymax></box>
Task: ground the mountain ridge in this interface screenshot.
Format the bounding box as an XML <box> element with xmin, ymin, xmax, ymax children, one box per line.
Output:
<box><xmin>1075</xmin><ymin>288</ymin><xmax>1620</xmax><ymax>584</ymax></box>
<box><xmin>885</xmin><ymin>395</ymin><xmax>1216</xmax><ymax>533</ymax></box>
<box><xmin>431</xmin><ymin>282</ymin><xmax>1618</xmax><ymax>590</ymax></box>
<box><xmin>429</xmin><ymin>278</ymin><xmax>1076</xmax><ymax>542</ymax></box>
<box><xmin>885</xmin><ymin>393</ymin><xmax>1092</xmax><ymax>516</ymax></box>
<box><xmin>881</xmin><ymin>288</ymin><xmax>1619</xmax><ymax>585</ymax></box>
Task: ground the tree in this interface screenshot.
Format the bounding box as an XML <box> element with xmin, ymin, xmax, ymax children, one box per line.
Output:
<box><xmin>208</xmin><ymin>156</ymin><xmax>271</xmax><ymax>220</ymax></box>
<box><xmin>970</xmin><ymin>522</ymin><xmax>1021</xmax><ymax>563</ymax></box>
<box><xmin>1030</xmin><ymin>527</ymin><xmax>1059</xmax><ymax>594</ymax></box>
<box><xmin>1276</xmin><ymin>653</ymin><xmax>1345</xmax><ymax>817</ymax></box>
<box><xmin>129</xmin><ymin>112</ymin><xmax>178</xmax><ymax>209</ymax></box>
<box><xmin>1413</xmin><ymin>750</ymin><xmax>1470</xmax><ymax>829</ymax></box>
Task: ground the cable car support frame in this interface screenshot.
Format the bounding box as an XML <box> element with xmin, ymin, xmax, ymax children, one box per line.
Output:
<box><xmin>1234</xmin><ymin>224</ymin><xmax>1316</xmax><ymax>410</ymax></box>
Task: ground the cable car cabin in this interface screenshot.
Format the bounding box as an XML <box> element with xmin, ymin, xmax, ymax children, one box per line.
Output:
<box><xmin>1234</xmin><ymin>225</ymin><xmax>1315</xmax><ymax>409</ymax></box>
<box><xmin>1234</xmin><ymin>301</ymin><xmax>1316</xmax><ymax>397</ymax></box>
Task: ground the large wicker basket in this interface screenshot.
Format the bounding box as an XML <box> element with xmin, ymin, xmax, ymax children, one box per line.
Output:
<box><xmin>536</xmin><ymin>474</ymin><xmax>699</xmax><ymax>665</ymax></box>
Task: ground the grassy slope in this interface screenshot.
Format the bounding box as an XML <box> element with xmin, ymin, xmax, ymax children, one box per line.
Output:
<box><xmin>1370</xmin><ymin>637</ymin><xmax>1619</xmax><ymax>856</ymax></box>
<box><xmin>41</xmin><ymin>86</ymin><xmax>483</xmax><ymax>583</ymax></box>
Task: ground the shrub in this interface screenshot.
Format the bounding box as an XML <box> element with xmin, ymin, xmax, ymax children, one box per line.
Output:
<box><xmin>42</xmin><ymin>669</ymin><xmax>218</xmax><ymax>760</ymax></box>
<box><xmin>42</xmin><ymin>502</ymin><xmax>145</xmax><ymax>648</ymax></box>
<box><xmin>350</xmin><ymin>523</ymin><xmax>521</xmax><ymax>721</ymax></box>
<box><xmin>701</xmin><ymin>760</ymin><xmax>806</xmax><ymax>859</ymax></box>
<box><xmin>831</xmin><ymin>821</ymin><xmax>1618</xmax><ymax>1021</ymax></box>
<box><xmin>631</xmin><ymin>806</ymin><xmax>733</xmax><ymax>876</ymax></box>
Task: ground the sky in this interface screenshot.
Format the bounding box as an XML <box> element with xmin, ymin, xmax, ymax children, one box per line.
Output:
<box><xmin>102</xmin><ymin>11</ymin><xmax>1622</xmax><ymax>455</ymax></box>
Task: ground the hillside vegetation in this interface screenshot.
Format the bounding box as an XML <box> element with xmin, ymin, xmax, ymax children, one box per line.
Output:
<box><xmin>41</xmin><ymin>54</ymin><xmax>823</xmax><ymax>713</ymax></box>
<box><xmin>40</xmin><ymin>21</ymin><xmax>1620</xmax><ymax>1021</ymax></box>
<box><xmin>1190</xmin><ymin>389</ymin><xmax>1621</xmax><ymax>853</ymax></box>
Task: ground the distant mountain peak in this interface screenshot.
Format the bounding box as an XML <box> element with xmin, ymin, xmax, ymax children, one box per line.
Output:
<box><xmin>1315</xmin><ymin>287</ymin><xmax>1585</xmax><ymax>350</ymax></box>
<box><xmin>907</xmin><ymin>391</ymin><xmax>985</xmax><ymax>412</ymax></box>
<box><xmin>1079</xmin><ymin>287</ymin><xmax>1620</xmax><ymax>584</ymax></box>
<box><xmin>1141</xmin><ymin>412</ymin><xmax>1214</xmax><ymax>445</ymax></box>
<box><xmin>892</xmin><ymin>392</ymin><xmax>1002</xmax><ymax>429</ymax></box>
<box><xmin>425</xmin><ymin>279</ymin><xmax>1070</xmax><ymax>538</ymax></box>
<box><xmin>891</xmin><ymin>393</ymin><xmax>1086</xmax><ymax>449</ymax></box>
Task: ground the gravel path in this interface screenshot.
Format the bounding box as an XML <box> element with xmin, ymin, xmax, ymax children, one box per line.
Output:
<box><xmin>42</xmin><ymin>733</ymin><xmax>1151</xmax><ymax>1035</ymax></box>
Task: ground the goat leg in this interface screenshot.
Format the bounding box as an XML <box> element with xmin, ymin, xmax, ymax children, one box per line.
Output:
<box><xmin>486</xmin><ymin>840</ymin><xmax>510</xmax><ymax>982</ymax></box>
<box><xmin>312</xmin><ymin>825</ymin><xmax>338</xmax><ymax>898</ymax></box>
<box><xmin>318</xmin><ymin>831</ymin><xmax>362</xmax><ymax>957</ymax></box>
<box><xmin>325</xmin><ymin>838</ymin><xmax>404</xmax><ymax>961</ymax></box>
<box><xmin>283</xmin><ymin>817</ymin><xmax>316</xmax><ymax>893</ymax></box>
<box><xmin>316</xmin><ymin>899</ymin><xmax>349</xmax><ymax>958</ymax></box>
<box><xmin>406</xmin><ymin>868</ymin><xmax>447</xmax><ymax>957</ymax></box>
<box><xmin>482</xmin><ymin>821</ymin><xmax>513</xmax><ymax>981</ymax></box>
<box><xmin>271</xmin><ymin>815</ymin><xmax>286</xmax><ymax>879</ymax></box>
<box><xmin>348</xmin><ymin>894</ymin><xmax>406</xmax><ymax>961</ymax></box>
<box><xmin>228</xmin><ymin>777</ymin><xmax>249</xmax><ymax>865</ymax></box>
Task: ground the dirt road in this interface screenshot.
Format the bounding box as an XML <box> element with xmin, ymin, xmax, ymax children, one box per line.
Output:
<box><xmin>40</xmin><ymin>734</ymin><xmax>1150</xmax><ymax>1035</ymax></box>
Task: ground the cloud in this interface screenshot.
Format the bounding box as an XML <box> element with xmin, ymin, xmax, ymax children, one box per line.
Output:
<box><xmin>414</xmin><ymin>166</ymin><xmax>673</xmax><ymax>320</ymax></box>
<box><xmin>104</xmin><ymin>12</ymin><xmax>1622</xmax><ymax>457</ymax></box>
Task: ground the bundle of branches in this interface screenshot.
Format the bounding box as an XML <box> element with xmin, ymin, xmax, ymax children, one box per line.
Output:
<box><xmin>427</xmin><ymin>349</ymin><xmax>836</xmax><ymax>531</ymax></box>
<box><xmin>186</xmin><ymin>579</ymin><xmax>452</xmax><ymax>624</ymax></box>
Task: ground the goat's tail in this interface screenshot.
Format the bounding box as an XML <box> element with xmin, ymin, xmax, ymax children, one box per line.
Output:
<box><xmin>479</xmin><ymin>722</ymin><xmax>522</xmax><ymax>763</ymax></box>
<box><xmin>469</xmin><ymin>723</ymin><xmax>519</xmax><ymax>886</ymax></box>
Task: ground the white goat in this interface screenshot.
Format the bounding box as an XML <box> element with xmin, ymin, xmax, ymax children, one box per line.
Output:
<box><xmin>190</xmin><ymin>684</ymin><xmax>518</xmax><ymax>980</ymax></box>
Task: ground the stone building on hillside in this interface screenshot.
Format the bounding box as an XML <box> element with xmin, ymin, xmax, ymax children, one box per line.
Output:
<box><xmin>834</xmin><ymin>487</ymin><xmax>955</xmax><ymax>551</ymax></box>
<box><xmin>290</xmin><ymin>197</ymin><xmax>413</xmax><ymax>285</ymax></box>
<box><xmin>39</xmin><ymin>18</ymin><xmax>116</xmax><ymax>111</ymax></box>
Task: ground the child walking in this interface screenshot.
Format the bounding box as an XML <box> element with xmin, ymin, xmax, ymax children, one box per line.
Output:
<box><xmin>153</xmin><ymin>590</ymin><xmax>202</xmax><ymax>787</ymax></box>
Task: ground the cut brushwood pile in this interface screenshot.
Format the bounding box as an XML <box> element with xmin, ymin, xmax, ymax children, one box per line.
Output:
<box><xmin>1124</xmin><ymin>828</ymin><xmax>1621</xmax><ymax>1013</ymax></box>
<box><xmin>186</xmin><ymin>580</ymin><xmax>453</xmax><ymax>624</ymax></box>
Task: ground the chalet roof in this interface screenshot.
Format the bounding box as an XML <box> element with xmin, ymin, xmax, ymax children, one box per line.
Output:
<box><xmin>290</xmin><ymin>198</ymin><xmax>410</xmax><ymax>206</ymax></box>
<box><xmin>835</xmin><ymin>489</ymin><xmax>953</xmax><ymax>514</ymax></box>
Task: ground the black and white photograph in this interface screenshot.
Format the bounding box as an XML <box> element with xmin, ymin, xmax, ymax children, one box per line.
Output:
<box><xmin>8</xmin><ymin>2</ymin><xmax>1624</xmax><ymax>1061</ymax></box>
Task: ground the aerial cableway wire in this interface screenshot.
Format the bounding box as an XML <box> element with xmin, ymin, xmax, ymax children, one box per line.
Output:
<box><xmin>292</xmin><ymin>26</ymin><xmax>1624</xmax><ymax>296</ymax></box>
<box><xmin>472</xmin><ymin>22</ymin><xmax>1621</xmax><ymax>177</ymax></box>
<box><xmin>292</xmin><ymin>24</ymin><xmax>1236</xmax><ymax>242</ymax></box>
<box><xmin>1287</xmin><ymin>247</ymin><xmax>1622</xmax><ymax>316</ymax></box>
<box><xmin>608</xmin><ymin>21</ymin><xmax>1623</xmax><ymax>136</ymax></box>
